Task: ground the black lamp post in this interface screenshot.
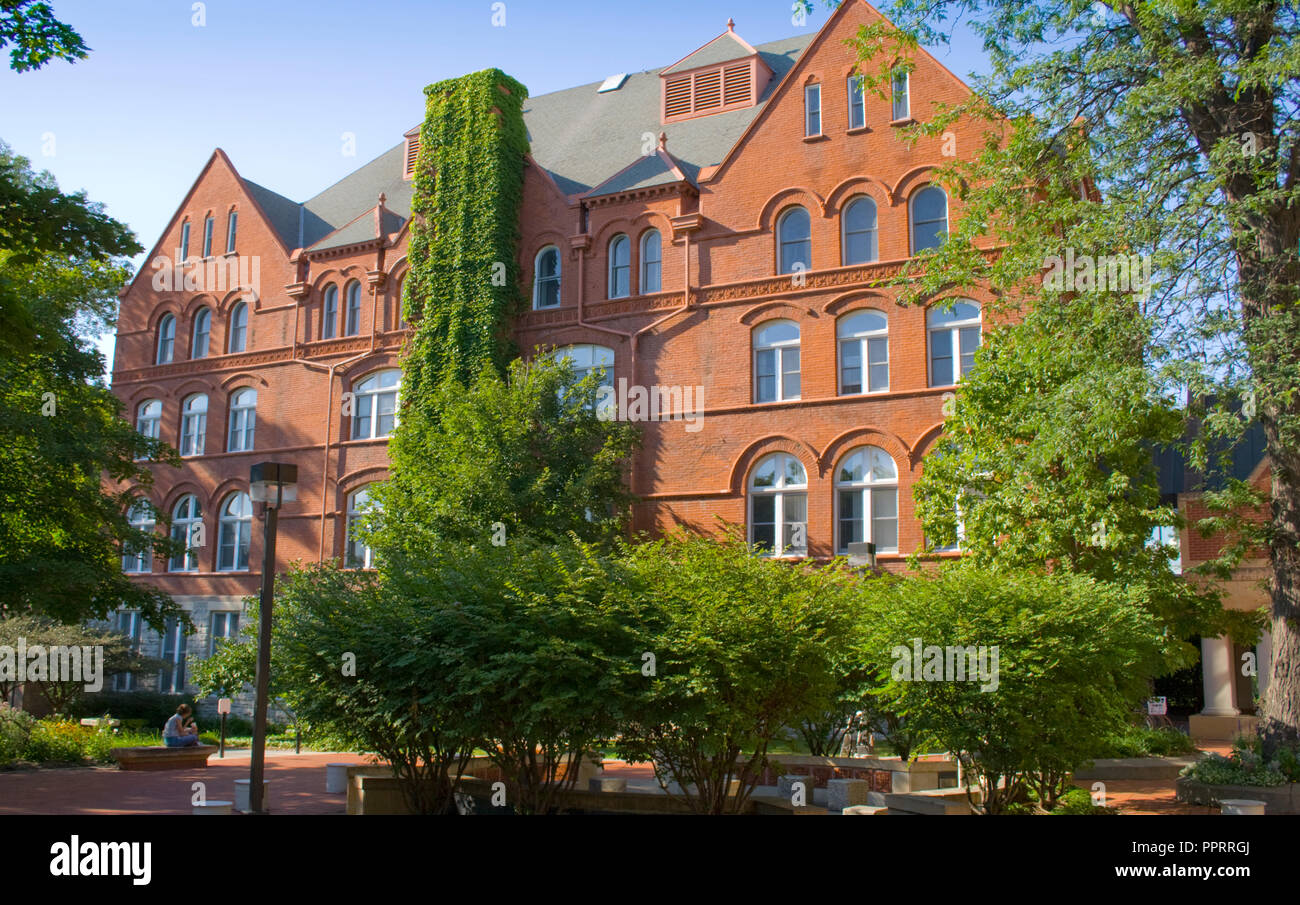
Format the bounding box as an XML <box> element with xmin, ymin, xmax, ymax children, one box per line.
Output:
<box><xmin>248</xmin><ymin>461</ymin><xmax>297</xmax><ymax>814</ymax></box>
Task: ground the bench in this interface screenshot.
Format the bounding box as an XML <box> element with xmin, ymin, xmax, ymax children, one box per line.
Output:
<box><xmin>110</xmin><ymin>745</ymin><xmax>217</xmax><ymax>771</ymax></box>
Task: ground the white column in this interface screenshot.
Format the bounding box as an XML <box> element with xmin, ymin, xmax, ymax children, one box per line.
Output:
<box><xmin>1200</xmin><ymin>635</ymin><xmax>1239</xmax><ymax>717</ymax></box>
<box><xmin>1257</xmin><ymin>630</ymin><xmax>1273</xmax><ymax>698</ymax></box>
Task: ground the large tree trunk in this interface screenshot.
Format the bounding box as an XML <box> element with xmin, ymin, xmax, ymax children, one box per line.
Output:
<box><xmin>1261</xmin><ymin>448</ymin><xmax>1300</xmax><ymax>752</ymax></box>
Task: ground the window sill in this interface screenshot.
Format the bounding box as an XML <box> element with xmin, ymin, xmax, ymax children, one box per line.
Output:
<box><xmin>802</xmin><ymin>134</ymin><xmax>829</xmax><ymax>143</ymax></box>
<box><xmin>846</xmin><ymin>126</ymin><xmax>871</xmax><ymax>135</ymax></box>
<box><xmin>753</xmin><ymin>397</ymin><xmax>802</xmax><ymax>405</ymax></box>
<box><xmin>890</xmin><ymin>117</ymin><xmax>916</xmax><ymax>127</ymax></box>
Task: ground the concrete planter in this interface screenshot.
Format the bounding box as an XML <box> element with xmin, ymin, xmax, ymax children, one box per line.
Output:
<box><xmin>1175</xmin><ymin>776</ymin><xmax>1299</xmax><ymax>814</ymax></box>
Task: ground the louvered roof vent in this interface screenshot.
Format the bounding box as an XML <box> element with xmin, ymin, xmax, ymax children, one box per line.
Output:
<box><xmin>660</xmin><ymin>19</ymin><xmax>771</xmax><ymax>124</ymax></box>
<box><xmin>403</xmin><ymin>126</ymin><xmax>420</xmax><ymax>179</ymax></box>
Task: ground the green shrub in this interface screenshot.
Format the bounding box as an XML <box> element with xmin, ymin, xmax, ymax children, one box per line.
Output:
<box><xmin>74</xmin><ymin>691</ymin><xmax>195</xmax><ymax>729</ymax></box>
<box><xmin>0</xmin><ymin>707</ymin><xmax>36</xmax><ymax>766</ymax></box>
<box><xmin>1181</xmin><ymin>736</ymin><xmax>1297</xmax><ymax>787</ymax></box>
<box><xmin>1093</xmin><ymin>724</ymin><xmax>1197</xmax><ymax>758</ymax></box>
<box><xmin>1048</xmin><ymin>786</ymin><xmax>1118</xmax><ymax>815</ymax></box>
<box><xmin>24</xmin><ymin>719</ymin><xmax>90</xmax><ymax>764</ymax></box>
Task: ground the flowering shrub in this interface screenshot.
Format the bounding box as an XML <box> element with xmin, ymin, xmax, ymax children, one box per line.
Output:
<box><xmin>23</xmin><ymin>719</ymin><xmax>91</xmax><ymax>764</ymax></box>
<box><xmin>1181</xmin><ymin>736</ymin><xmax>1299</xmax><ymax>787</ymax></box>
<box><xmin>0</xmin><ymin>706</ymin><xmax>36</xmax><ymax>766</ymax></box>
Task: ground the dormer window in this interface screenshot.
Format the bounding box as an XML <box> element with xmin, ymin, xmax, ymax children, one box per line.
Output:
<box><xmin>660</xmin><ymin>23</ymin><xmax>771</xmax><ymax>124</ymax></box>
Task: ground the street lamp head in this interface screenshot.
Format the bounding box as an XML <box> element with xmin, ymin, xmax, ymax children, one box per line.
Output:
<box><xmin>250</xmin><ymin>462</ymin><xmax>298</xmax><ymax>508</ymax></box>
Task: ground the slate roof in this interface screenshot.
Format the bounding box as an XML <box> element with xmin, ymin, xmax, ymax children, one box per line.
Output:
<box><xmin>243</xmin><ymin>30</ymin><xmax>813</xmax><ymax>253</ymax></box>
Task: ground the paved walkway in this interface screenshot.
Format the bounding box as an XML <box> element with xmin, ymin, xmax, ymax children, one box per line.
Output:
<box><xmin>0</xmin><ymin>751</ymin><xmax>374</xmax><ymax>815</ymax></box>
<box><xmin>0</xmin><ymin>744</ymin><xmax>1236</xmax><ymax>815</ymax></box>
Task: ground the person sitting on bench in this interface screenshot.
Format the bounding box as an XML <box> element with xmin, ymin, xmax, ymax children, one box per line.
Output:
<box><xmin>163</xmin><ymin>704</ymin><xmax>200</xmax><ymax>748</ymax></box>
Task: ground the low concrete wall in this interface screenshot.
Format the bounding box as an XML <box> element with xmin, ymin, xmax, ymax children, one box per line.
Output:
<box><xmin>1074</xmin><ymin>755</ymin><xmax>1202</xmax><ymax>782</ymax></box>
<box><xmin>1188</xmin><ymin>714</ymin><xmax>1259</xmax><ymax>742</ymax></box>
<box><xmin>1175</xmin><ymin>777</ymin><xmax>1299</xmax><ymax>814</ymax></box>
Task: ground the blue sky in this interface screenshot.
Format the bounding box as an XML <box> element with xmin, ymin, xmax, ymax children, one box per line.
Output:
<box><xmin>0</xmin><ymin>0</ymin><xmax>990</xmax><ymax>364</ymax></box>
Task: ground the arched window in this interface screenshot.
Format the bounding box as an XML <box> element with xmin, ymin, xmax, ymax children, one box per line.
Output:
<box><xmin>216</xmin><ymin>491</ymin><xmax>252</xmax><ymax>572</ymax></box>
<box><xmin>345</xmin><ymin>280</ymin><xmax>362</xmax><ymax>336</ymax></box>
<box><xmin>842</xmin><ymin>196</ymin><xmax>878</xmax><ymax>265</ymax></box>
<box><xmin>168</xmin><ymin>495</ymin><xmax>203</xmax><ymax>572</ymax></box>
<box><xmin>534</xmin><ymin>246</ymin><xmax>561</xmax><ymax>309</ymax></box>
<box><xmin>753</xmin><ymin>320</ymin><xmax>800</xmax><ymax>403</ymax></box>
<box><xmin>640</xmin><ymin>229</ymin><xmax>662</xmax><ymax>294</ymax></box>
<box><xmin>835</xmin><ymin>446</ymin><xmax>899</xmax><ymax>555</ymax></box>
<box><xmin>228</xmin><ymin>301</ymin><xmax>248</xmax><ymax>353</ymax></box>
<box><xmin>136</xmin><ymin>399</ymin><xmax>162</xmax><ymax>441</ymax></box>
<box><xmin>838</xmin><ymin>310</ymin><xmax>889</xmax><ymax>394</ymax></box>
<box><xmin>777</xmin><ymin>206</ymin><xmax>811</xmax><ymax>275</ymax></box>
<box><xmin>179</xmin><ymin>394</ymin><xmax>207</xmax><ymax>457</ymax></box>
<box><xmin>351</xmin><ymin>370</ymin><xmax>401</xmax><ymax>440</ymax></box>
<box><xmin>191</xmin><ymin>308</ymin><xmax>211</xmax><ymax>358</ymax></box>
<box><xmin>227</xmin><ymin>388</ymin><xmax>256</xmax><ymax>452</ymax></box>
<box><xmin>346</xmin><ymin>486</ymin><xmax>378</xmax><ymax>569</ymax></box>
<box><xmin>122</xmin><ymin>501</ymin><xmax>155</xmax><ymax>573</ymax></box>
<box><xmin>748</xmin><ymin>453</ymin><xmax>808</xmax><ymax>556</ymax></box>
<box><xmin>322</xmin><ymin>285</ymin><xmax>338</xmax><ymax>339</ymax></box>
<box><xmin>551</xmin><ymin>344</ymin><xmax>615</xmax><ymax>416</ymax></box>
<box><xmin>396</xmin><ymin>279</ymin><xmax>408</xmax><ymax>330</ymax></box>
<box><xmin>608</xmin><ymin>234</ymin><xmax>630</xmax><ymax>299</ymax></box>
<box><xmin>156</xmin><ymin>315</ymin><xmax>176</xmax><ymax>364</ymax></box>
<box><xmin>910</xmin><ymin>186</ymin><xmax>948</xmax><ymax>253</ymax></box>
<box><xmin>927</xmin><ymin>300</ymin><xmax>981</xmax><ymax>386</ymax></box>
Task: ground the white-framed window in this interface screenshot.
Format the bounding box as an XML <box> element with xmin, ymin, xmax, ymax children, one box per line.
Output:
<box><xmin>748</xmin><ymin>452</ymin><xmax>808</xmax><ymax>557</ymax></box>
<box><xmin>891</xmin><ymin>69</ymin><xmax>910</xmax><ymax>121</ymax></box>
<box><xmin>345</xmin><ymin>280</ymin><xmax>362</xmax><ymax>336</ymax></box>
<box><xmin>228</xmin><ymin>301</ymin><xmax>248</xmax><ymax>353</ymax></box>
<box><xmin>533</xmin><ymin>246</ymin><xmax>561</xmax><ymax>309</ymax></box>
<box><xmin>322</xmin><ymin>284</ymin><xmax>338</xmax><ymax>339</ymax></box>
<box><xmin>838</xmin><ymin>310</ymin><xmax>889</xmax><ymax>394</ymax></box>
<box><xmin>202</xmin><ymin>215</ymin><xmax>214</xmax><ymax>257</ymax></box>
<box><xmin>805</xmin><ymin>83</ymin><xmax>822</xmax><ymax>136</ymax></box>
<box><xmin>227</xmin><ymin>387</ymin><xmax>256</xmax><ymax>452</ymax></box>
<box><xmin>136</xmin><ymin>399</ymin><xmax>162</xmax><ymax>441</ymax></box>
<box><xmin>346</xmin><ymin>485</ymin><xmax>378</xmax><ymax>569</ymax></box>
<box><xmin>158</xmin><ymin>617</ymin><xmax>188</xmax><ymax>693</ymax></box>
<box><xmin>209</xmin><ymin>611</ymin><xmax>239</xmax><ymax>656</ymax></box>
<box><xmin>835</xmin><ymin>445</ymin><xmax>899</xmax><ymax>555</ymax></box>
<box><xmin>847</xmin><ymin>74</ymin><xmax>865</xmax><ymax>130</ymax></box>
<box><xmin>179</xmin><ymin>394</ymin><xmax>207</xmax><ymax>457</ymax></box>
<box><xmin>608</xmin><ymin>234</ymin><xmax>631</xmax><ymax>299</ymax></box>
<box><xmin>112</xmin><ymin>611</ymin><xmax>142</xmax><ymax>691</ymax></box>
<box><xmin>910</xmin><ymin>185</ymin><xmax>948</xmax><ymax>253</ymax></box>
<box><xmin>753</xmin><ymin>319</ymin><xmax>800</xmax><ymax>403</ymax></box>
<box><xmin>122</xmin><ymin>501</ymin><xmax>154</xmax><ymax>573</ymax></box>
<box><xmin>777</xmin><ymin>206</ymin><xmax>811</xmax><ymax>275</ymax></box>
<box><xmin>551</xmin><ymin>343</ymin><xmax>614</xmax><ymax>415</ymax></box>
<box><xmin>156</xmin><ymin>314</ymin><xmax>176</xmax><ymax>364</ymax></box>
<box><xmin>640</xmin><ymin>229</ymin><xmax>662</xmax><ymax>294</ymax></box>
<box><xmin>168</xmin><ymin>494</ymin><xmax>203</xmax><ymax>572</ymax></box>
<box><xmin>226</xmin><ymin>210</ymin><xmax>237</xmax><ymax>253</ymax></box>
<box><xmin>180</xmin><ymin>221</ymin><xmax>191</xmax><ymax>261</ymax></box>
<box><xmin>216</xmin><ymin>491</ymin><xmax>252</xmax><ymax>572</ymax></box>
<box><xmin>351</xmin><ymin>369</ymin><xmax>401</xmax><ymax>440</ymax></box>
<box><xmin>842</xmin><ymin>196</ymin><xmax>879</xmax><ymax>265</ymax></box>
<box><xmin>191</xmin><ymin>308</ymin><xmax>211</xmax><ymax>358</ymax></box>
<box><xmin>928</xmin><ymin>300</ymin><xmax>981</xmax><ymax>386</ymax></box>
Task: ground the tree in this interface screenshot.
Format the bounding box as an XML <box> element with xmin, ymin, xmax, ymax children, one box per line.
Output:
<box><xmin>836</xmin><ymin>0</ymin><xmax>1300</xmax><ymax>749</ymax></box>
<box><xmin>370</xmin><ymin>355</ymin><xmax>640</xmax><ymax>562</ymax></box>
<box><xmin>856</xmin><ymin>565</ymin><xmax>1166</xmax><ymax>813</ymax></box>
<box><xmin>0</xmin><ymin>1</ymin><xmax>87</xmax><ymax>73</ymax></box>
<box><xmin>0</xmin><ymin>147</ymin><xmax>182</xmax><ymax>629</ymax></box>
<box><xmin>617</xmin><ymin>528</ymin><xmax>861</xmax><ymax>814</ymax></box>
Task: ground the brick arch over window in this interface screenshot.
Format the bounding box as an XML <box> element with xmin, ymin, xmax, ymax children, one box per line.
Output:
<box><xmin>726</xmin><ymin>435</ymin><xmax>820</xmax><ymax>495</ymax></box>
<box><xmin>754</xmin><ymin>187</ymin><xmax>825</xmax><ymax>233</ymax></box>
<box><xmin>738</xmin><ymin>300</ymin><xmax>817</xmax><ymax>326</ymax></box>
<box><xmin>309</xmin><ymin>265</ymin><xmax>366</xmax><ymax>294</ymax></box>
<box><xmin>590</xmin><ymin>216</ymin><xmax>640</xmax><ymax>254</ymax></box>
<box><xmin>125</xmin><ymin>384</ymin><xmax>168</xmax><ymax>407</ymax></box>
<box><xmin>172</xmin><ymin>377</ymin><xmax>218</xmax><ymax>400</ymax></box>
<box><xmin>219</xmin><ymin>371</ymin><xmax>269</xmax><ymax>391</ymax></box>
<box><xmin>180</xmin><ymin>294</ymin><xmax>218</xmax><ymax>320</ymax></box>
<box><xmin>159</xmin><ymin>482</ymin><xmax>210</xmax><ymax>518</ymax></box>
<box><xmin>209</xmin><ymin>477</ymin><xmax>251</xmax><ymax>510</ymax></box>
<box><xmin>823</xmin><ymin>176</ymin><xmax>895</xmax><ymax>214</ymax></box>
<box><xmin>892</xmin><ymin>166</ymin><xmax>944</xmax><ymax>204</ymax></box>
<box><xmin>340</xmin><ymin>352</ymin><xmax>401</xmax><ymax>384</ymax></box>
<box><xmin>215</xmin><ymin>287</ymin><xmax>260</xmax><ymax>314</ymax></box>
<box><xmin>909</xmin><ymin>422</ymin><xmax>949</xmax><ymax>467</ymax></box>
<box><xmin>820</xmin><ymin>427</ymin><xmax>913</xmax><ymax>476</ymax></box>
<box><xmin>821</xmin><ymin>291</ymin><xmax>895</xmax><ymax>317</ymax></box>
<box><xmin>146</xmin><ymin>303</ymin><xmax>183</xmax><ymax>334</ymax></box>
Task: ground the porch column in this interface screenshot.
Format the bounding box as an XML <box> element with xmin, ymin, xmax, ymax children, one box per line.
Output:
<box><xmin>1200</xmin><ymin>634</ymin><xmax>1239</xmax><ymax>717</ymax></box>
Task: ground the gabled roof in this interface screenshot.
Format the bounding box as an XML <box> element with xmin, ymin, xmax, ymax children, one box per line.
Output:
<box><xmin>308</xmin><ymin>204</ymin><xmax>405</xmax><ymax>252</ymax></box>
<box><xmin>584</xmin><ymin>145</ymin><xmax>692</xmax><ymax>198</ymax></box>
<box><xmin>662</xmin><ymin>27</ymin><xmax>760</xmax><ymax>74</ymax></box>
<box><xmin>523</xmin><ymin>32</ymin><xmax>812</xmax><ymax>196</ymax></box>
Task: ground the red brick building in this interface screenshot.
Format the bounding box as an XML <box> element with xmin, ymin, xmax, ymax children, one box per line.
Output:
<box><xmin>110</xmin><ymin>1</ymin><xmax>992</xmax><ymax>694</ymax></box>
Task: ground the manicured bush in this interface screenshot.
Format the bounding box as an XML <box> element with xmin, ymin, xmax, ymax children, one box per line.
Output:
<box><xmin>23</xmin><ymin>719</ymin><xmax>89</xmax><ymax>764</ymax></box>
<box><xmin>1181</xmin><ymin>735</ymin><xmax>1300</xmax><ymax>787</ymax></box>
<box><xmin>1092</xmin><ymin>724</ymin><xmax>1197</xmax><ymax>759</ymax></box>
